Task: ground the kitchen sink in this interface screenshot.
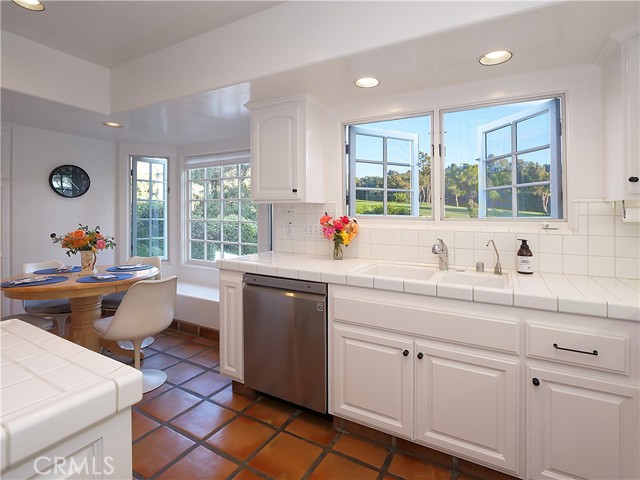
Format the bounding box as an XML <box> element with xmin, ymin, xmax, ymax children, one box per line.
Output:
<box><xmin>354</xmin><ymin>263</ymin><xmax>440</xmax><ymax>281</ymax></box>
<box><xmin>434</xmin><ymin>270</ymin><xmax>511</xmax><ymax>289</ymax></box>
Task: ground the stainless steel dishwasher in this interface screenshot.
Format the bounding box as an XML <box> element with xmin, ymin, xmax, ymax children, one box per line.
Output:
<box><xmin>243</xmin><ymin>273</ymin><xmax>327</xmax><ymax>413</ymax></box>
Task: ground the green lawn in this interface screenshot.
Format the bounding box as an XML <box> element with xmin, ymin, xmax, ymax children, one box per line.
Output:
<box><xmin>355</xmin><ymin>200</ymin><xmax>547</xmax><ymax>218</ymax></box>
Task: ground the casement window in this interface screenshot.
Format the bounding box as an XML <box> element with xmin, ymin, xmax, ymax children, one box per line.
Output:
<box><xmin>346</xmin><ymin>114</ymin><xmax>433</xmax><ymax>217</ymax></box>
<box><xmin>442</xmin><ymin>96</ymin><xmax>563</xmax><ymax>220</ymax></box>
<box><xmin>184</xmin><ymin>151</ymin><xmax>261</xmax><ymax>262</ymax></box>
<box><xmin>131</xmin><ymin>155</ymin><xmax>168</xmax><ymax>259</ymax></box>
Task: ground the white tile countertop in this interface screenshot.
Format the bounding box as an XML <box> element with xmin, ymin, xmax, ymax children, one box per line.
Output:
<box><xmin>0</xmin><ymin>319</ymin><xmax>142</xmax><ymax>473</ymax></box>
<box><xmin>217</xmin><ymin>252</ymin><xmax>640</xmax><ymax>321</ymax></box>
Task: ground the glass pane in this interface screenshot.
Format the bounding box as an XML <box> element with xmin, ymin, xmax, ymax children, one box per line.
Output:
<box><xmin>223</xmin><ymin>243</ymin><xmax>240</xmax><ymax>257</ymax></box>
<box><xmin>136</xmin><ymin>181</ymin><xmax>150</xmax><ymax>200</ymax></box>
<box><xmin>355</xmin><ymin>163</ymin><xmax>383</xmax><ymax>188</ymax></box>
<box><xmin>223</xmin><ymin>201</ymin><xmax>239</xmax><ymax>221</ymax></box>
<box><xmin>223</xmin><ymin>179</ymin><xmax>239</xmax><ymax>199</ymax></box>
<box><xmin>150</xmin><ymin>239</ymin><xmax>164</xmax><ymax>256</ymax></box>
<box><xmin>150</xmin><ymin>219</ymin><xmax>164</xmax><ymax>237</ymax></box>
<box><xmin>223</xmin><ymin>223</ymin><xmax>239</xmax><ymax>243</ymax></box>
<box><xmin>240</xmin><ymin>178</ymin><xmax>251</xmax><ymax>199</ymax></box>
<box><xmin>239</xmin><ymin>163</ymin><xmax>251</xmax><ymax>177</ymax></box>
<box><xmin>206</xmin><ymin>222</ymin><xmax>221</xmax><ymax>241</ymax></box>
<box><xmin>241</xmin><ymin>223</ymin><xmax>258</xmax><ymax>244</ymax></box>
<box><xmin>136</xmin><ymin>162</ymin><xmax>150</xmax><ymax>180</ymax></box>
<box><xmin>241</xmin><ymin>201</ymin><xmax>257</xmax><ymax>221</ymax></box>
<box><xmin>517</xmin><ymin>111</ymin><xmax>549</xmax><ymax>151</ymax></box>
<box><xmin>206</xmin><ymin>201</ymin><xmax>221</xmax><ymax>220</ymax></box>
<box><xmin>136</xmin><ymin>220</ymin><xmax>149</xmax><ymax>238</ymax></box>
<box><xmin>517</xmin><ymin>185</ymin><xmax>551</xmax><ymax>217</ymax></box>
<box><xmin>486</xmin><ymin>189</ymin><xmax>512</xmax><ymax>217</ymax></box>
<box><xmin>206</xmin><ymin>243</ymin><xmax>219</xmax><ymax>262</ymax></box>
<box><xmin>355</xmin><ymin>134</ymin><xmax>383</xmax><ymax>162</ymax></box>
<box><xmin>190</xmin><ymin>168</ymin><xmax>205</xmax><ymax>180</ymax></box>
<box><xmin>151</xmin><ymin>163</ymin><xmax>164</xmax><ymax>181</ymax></box>
<box><xmin>223</xmin><ymin>164</ymin><xmax>238</xmax><ymax>178</ymax></box>
<box><xmin>443</xmin><ymin>163</ymin><xmax>478</xmax><ymax>217</ymax></box>
<box><xmin>151</xmin><ymin>182</ymin><xmax>164</xmax><ymax>201</ymax></box>
<box><xmin>190</xmin><ymin>241</ymin><xmax>204</xmax><ymax>260</ymax></box>
<box><xmin>387</xmin><ymin>138</ymin><xmax>411</xmax><ymax>164</ymax></box>
<box><xmin>150</xmin><ymin>200</ymin><xmax>164</xmax><ymax>219</ymax></box>
<box><xmin>136</xmin><ymin>201</ymin><xmax>150</xmax><ymax>219</ymax></box>
<box><xmin>136</xmin><ymin>240</ymin><xmax>149</xmax><ymax>257</ymax></box>
<box><xmin>206</xmin><ymin>180</ymin><xmax>220</xmax><ymax>199</ymax></box>
<box><xmin>191</xmin><ymin>180</ymin><xmax>205</xmax><ymax>200</ymax></box>
<box><xmin>191</xmin><ymin>221</ymin><xmax>205</xmax><ymax>240</ymax></box>
<box><xmin>206</xmin><ymin>166</ymin><xmax>221</xmax><ymax>179</ymax></box>
<box><xmin>387</xmin><ymin>191</ymin><xmax>411</xmax><ymax>215</ymax></box>
<box><xmin>517</xmin><ymin>150</ymin><xmax>550</xmax><ymax>184</ymax></box>
<box><xmin>485</xmin><ymin>125</ymin><xmax>511</xmax><ymax>158</ymax></box>
<box><xmin>190</xmin><ymin>201</ymin><xmax>204</xmax><ymax>219</ymax></box>
<box><xmin>241</xmin><ymin>244</ymin><xmax>258</xmax><ymax>255</ymax></box>
<box><xmin>387</xmin><ymin>165</ymin><xmax>411</xmax><ymax>190</ymax></box>
<box><xmin>355</xmin><ymin>190</ymin><xmax>383</xmax><ymax>215</ymax></box>
<box><xmin>486</xmin><ymin>158</ymin><xmax>511</xmax><ymax>187</ymax></box>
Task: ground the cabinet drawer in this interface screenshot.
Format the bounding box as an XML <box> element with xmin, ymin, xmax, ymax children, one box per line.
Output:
<box><xmin>527</xmin><ymin>323</ymin><xmax>629</xmax><ymax>374</ymax></box>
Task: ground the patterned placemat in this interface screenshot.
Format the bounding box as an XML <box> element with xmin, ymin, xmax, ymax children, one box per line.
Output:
<box><xmin>1</xmin><ymin>276</ymin><xmax>69</xmax><ymax>288</ymax></box>
<box><xmin>106</xmin><ymin>264</ymin><xmax>152</xmax><ymax>273</ymax></box>
<box><xmin>33</xmin><ymin>266</ymin><xmax>81</xmax><ymax>274</ymax></box>
<box><xmin>76</xmin><ymin>273</ymin><xmax>134</xmax><ymax>283</ymax></box>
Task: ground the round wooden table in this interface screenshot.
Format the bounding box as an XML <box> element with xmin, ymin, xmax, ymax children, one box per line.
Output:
<box><xmin>1</xmin><ymin>265</ymin><xmax>159</xmax><ymax>351</ymax></box>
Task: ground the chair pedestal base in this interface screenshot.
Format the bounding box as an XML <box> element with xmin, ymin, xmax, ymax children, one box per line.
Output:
<box><xmin>141</xmin><ymin>369</ymin><xmax>167</xmax><ymax>393</ymax></box>
<box><xmin>117</xmin><ymin>337</ymin><xmax>155</xmax><ymax>350</ymax></box>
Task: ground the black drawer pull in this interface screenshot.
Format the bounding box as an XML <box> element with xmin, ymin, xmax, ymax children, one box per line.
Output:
<box><xmin>553</xmin><ymin>343</ymin><xmax>598</xmax><ymax>356</ymax></box>
<box><xmin>629</xmin><ymin>176</ymin><xmax>639</xmax><ymax>183</ymax></box>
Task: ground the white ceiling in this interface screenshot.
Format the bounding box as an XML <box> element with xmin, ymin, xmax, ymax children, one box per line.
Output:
<box><xmin>2</xmin><ymin>1</ymin><xmax>639</xmax><ymax>146</ymax></box>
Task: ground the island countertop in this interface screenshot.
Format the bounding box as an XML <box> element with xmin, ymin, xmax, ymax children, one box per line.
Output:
<box><xmin>217</xmin><ymin>252</ymin><xmax>640</xmax><ymax>321</ymax></box>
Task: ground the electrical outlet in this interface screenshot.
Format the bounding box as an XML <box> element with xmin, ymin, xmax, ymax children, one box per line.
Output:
<box><xmin>282</xmin><ymin>209</ymin><xmax>295</xmax><ymax>215</ymax></box>
<box><xmin>304</xmin><ymin>224</ymin><xmax>320</xmax><ymax>237</ymax></box>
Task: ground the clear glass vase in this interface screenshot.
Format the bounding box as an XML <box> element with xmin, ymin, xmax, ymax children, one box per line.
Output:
<box><xmin>333</xmin><ymin>242</ymin><xmax>343</xmax><ymax>260</ymax></box>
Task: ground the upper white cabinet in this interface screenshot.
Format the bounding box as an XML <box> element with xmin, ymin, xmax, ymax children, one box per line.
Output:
<box><xmin>601</xmin><ymin>25</ymin><xmax>640</xmax><ymax>200</ymax></box>
<box><xmin>246</xmin><ymin>94</ymin><xmax>328</xmax><ymax>203</ymax></box>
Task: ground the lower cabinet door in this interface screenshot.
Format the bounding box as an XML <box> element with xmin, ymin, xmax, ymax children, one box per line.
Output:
<box><xmin>415</xmin><ymin>342</ymin><xmax>520</xmax><ymax>474</ymax></box>
<box><xmin>527</xmin><ymin>365</ymin><xmax>639</xmax><ymax>480</ymax></box>
<box><xmin>332</xmin><ymin>323</ymin><xmax>413</xmax><ymax>437</ymax></box>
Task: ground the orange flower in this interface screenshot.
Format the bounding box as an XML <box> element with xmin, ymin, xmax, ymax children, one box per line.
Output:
<box><xmin>72</xmin><ymin>229</ymin><xmax>86</xmax><ymax>238</ymax></box>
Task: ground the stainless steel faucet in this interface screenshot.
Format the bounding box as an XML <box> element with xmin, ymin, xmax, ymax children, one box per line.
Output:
<box><xmin>432</xmin><ymin>238</ymin><xmax>449</xmax><ymax>270</ymax></box>
<box><xmin>486</xmin><ymin>239</ymin><xmax>502</xmax><ymax>275</ymax></box>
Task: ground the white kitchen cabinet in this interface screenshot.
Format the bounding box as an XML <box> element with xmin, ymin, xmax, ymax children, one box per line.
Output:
<box><xmin>527</xmin><ymin>365</ymin><xmax>639</xmax><ymax>480</ymax></box>
<box><xmin>219</xmin><ymin>270</ymin><xmax>244</xmax><ymax>382</ymax></box>
<box><xmin>601</xmin><ymin>26</ymin><xmax>640</xmax><ymax>201</ymax></box>
<box><xmin>246</xmin><ymin>94</ymin><xmax>327</xmax><ymax>203</ymax></box>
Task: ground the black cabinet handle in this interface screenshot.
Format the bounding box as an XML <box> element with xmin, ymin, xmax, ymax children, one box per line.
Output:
<box><xmin>553</xmin><ymin>343</ymin><xmax>598</xmax><ymax>356</ymax></box>
<box><xmin>292</xmin><ymin>188</ymin><xmax>298</xmax><ymax>193</ymax></box>
<box><xmin>532</xmin><ymin>378</ymin><xmax>540</xmax><ymax>386</ymax></box>
<box><xmin>402</xmin><ymin>349</ymin><xmax>409</xmax><ymax>357</ymax></box>
<box><xmin>417</xmin><ymin>352</ymin><xmax>424</xmax><ymax>359</ymax></box>
<box><xmin>629</xmin><ymin>176</ymin><xmax>639</xmax><ymax>183</ymax></box>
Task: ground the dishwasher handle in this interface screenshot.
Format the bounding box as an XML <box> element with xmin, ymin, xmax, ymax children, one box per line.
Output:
<box><xmin>243</xmin><ymin>273</ymin><xmax>327</xmax><ymax>295</ymax></box>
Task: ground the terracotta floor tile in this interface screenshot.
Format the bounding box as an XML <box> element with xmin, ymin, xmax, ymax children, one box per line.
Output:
<box><xmin>211</xmin><ymin>385</ymin><xmax>255</xmax><ymax>411</ymax></box>
<box><xmin>194</xmin><ymin>336</ymin><xmax>219</xmax><ymax>347</ymax></box>
<box><xmin>231</xmin><ymin>468</ymin><xmax>266</xmax><ymax>480</ymax></box>
<box><xmin>165</xmin><ymin>341</ymin><xmax>210</xmax><ymax>360</ymax></box>
<box><xmin>181</xmin><ymin>370</ymin><xmax>231</xmax><ymax>397</ymax></box>
<box><xmin>141</xmin><ymin>352</ymin><xmax>181</xmax><ymax>370</ymax></box>
<box><xmin>244</xmin><ymin>397</ymin><xmax>296</xmax><ymax>427</ymax></box>
<box><xmin>248</xmin><ymin>432</ymin><xmax>323</xmax><ymax>479</ymax></box>
<box><xmin>309</xmin><ymin>452</ymin><xmax>379</xmax><ymax>480</ymax></box>
<box><xmin>149</xmin><ymin>334</ymin><xmax>189</xmax><ymax>351</ymax></box>
<box><xmin>189</xmin><ymin>348</ymin><xmax>220</xmax><ymax>368</ymax></box>
<box><xmin>170</xmin><ymin>401</ymin><xmax>236</xmax><ymax>439</ymax></box>
<box><xmin>138</xmin><ymin>388</ymin><xmax>202</xmax><ymax>422</ymax></box>
<box><xmin>131</xmin><ymin>410</ymin><xmax>160</xmax><ymax>441</ymax></box>
<box><xmin>132</xmin><ymin>426</ymin><xmax>195</xmax><ymax>478</ymax></box>
<box><xmin>138</xmin><ymin>383</ymin><xmax>172</xmax><ymax>404</ymax></box>
<box><xmin>206</xmin><ymin>416</ymin><xmax>276</xmax><ymax>461</ymax></box>
<box><xmin>156</xmin><ymin>445</ymin><xmax>238</xmax><ymax>480</ymax></box>
<box><xmin>332</xmin><ymin>433</ymin><xmax>390</xmax><ymax>468</ymax></box>
<box><xmin>388</xmin><ymin>452</ymin><xmax>451</xmax><ymax>480</ymax></box>
<box><xmin>164</xmin><ymin>362</ymin><xmax>206</xmax><ymax>385</ymax></box>
<box><xmin>285</xmin><ymin>412</ymin><xmax>338</xmax><ymax>446</ymax></box>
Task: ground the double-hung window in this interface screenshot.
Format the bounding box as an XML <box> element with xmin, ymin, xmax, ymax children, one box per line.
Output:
<box><xmin>185</xmin><ymin>151</ymin><xmax>259</xmax><ymax>262</ymax></box>
<box><xmin>131</xmin><ymin>155</ymin><xmax>168</xmax><ymax>259</ymax></box>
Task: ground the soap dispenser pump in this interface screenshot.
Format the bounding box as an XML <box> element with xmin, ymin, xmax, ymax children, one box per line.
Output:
<box><xmin>517</xmin><ymin>239</ymin><xmax>533</xmax><ymax>274</ymax></box>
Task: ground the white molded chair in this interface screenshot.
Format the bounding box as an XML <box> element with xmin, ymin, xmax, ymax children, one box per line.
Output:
<box><xmin>22</xmin><ymin>260</ymin><xmax>71</xmax><ymax>336</ymax></box>
<box><xmin>101</xmin><ymin>256</ymin><xmax>162</xmax><ymax>350</ymax></box>
<box><xmin>93</xmin><ymin>275</ymin><xmax>177</xmax><ymax>393</ymax></box>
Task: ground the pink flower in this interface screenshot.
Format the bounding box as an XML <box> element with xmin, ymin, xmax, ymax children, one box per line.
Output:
<box><xmin>322</xmin><ymin>226</ymin><xmax>335</xmax><ymax>240</ymax></box>
<box><xmin>95</xmin><ymin>239</ymin><xmax>106</xmax><ymax>250</ymax></box>
<box><xmin>333</xmin><ymin>220</ymin><xmax>344</xmax><ymax>231</ymax></box>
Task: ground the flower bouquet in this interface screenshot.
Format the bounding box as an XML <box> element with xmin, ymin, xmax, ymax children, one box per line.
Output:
<box><xmin>51</xmin><ymin>225</ymin><xmax>115</xmax><ymax>275</ymax></box>
<box><xmin>319</xmin><ymin>213</ymin><xmax>358</xmax><ymax>260</ymax></box>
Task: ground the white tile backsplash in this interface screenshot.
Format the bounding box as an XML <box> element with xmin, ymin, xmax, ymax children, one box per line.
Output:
<box><xmin>271</xmin><ymin>201</ymin><xmax>640</xmax><ymax>279</ymax></box>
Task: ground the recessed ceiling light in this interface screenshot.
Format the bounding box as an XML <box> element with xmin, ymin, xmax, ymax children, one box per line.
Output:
<box><xmin>12</xmin><ymin>0</ymin><xmax>45</xmax><ymax>11</ymax></box>
<box><xmin>479</xmin><ymin>50</ymin><xmax>512</xmax><ymax>66</ymax></box>
<box><xmin>102</xmin><ymin>122</ymin><xmax>123</xmax><ymax>128</ymax></box>
<box><xmin>355</xmin><ymin>77</ymin><xmax>380</xmax><ymax>88</ymax></box>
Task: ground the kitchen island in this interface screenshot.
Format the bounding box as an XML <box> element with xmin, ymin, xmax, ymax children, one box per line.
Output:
<box><xmin>1</xmin><ymin>318</ymin><xmax>142</xmax><ymax>479</ymax></box>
